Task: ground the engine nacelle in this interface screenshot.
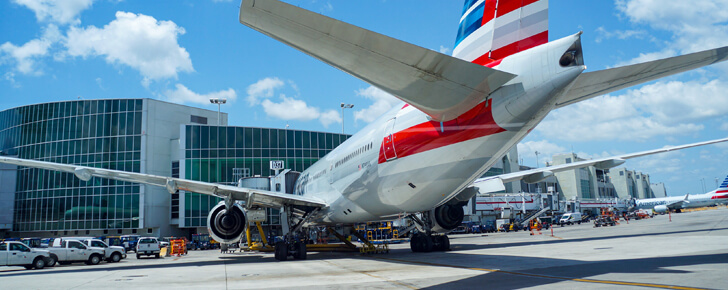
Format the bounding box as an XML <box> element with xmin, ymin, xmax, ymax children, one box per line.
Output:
<box><xmin>429</xmin><ymin>203</ymin><xmax>465</xmax><ymax>233</ymax></box>
<box><xmin>654</xmin><ymin>205</ymin><xmax>668</xmax><ymax>214</ymax></box>
<box><xmin>207</xmin><ymin>202</ymin><xmax>247</xmax><ymax>244</ymax></box>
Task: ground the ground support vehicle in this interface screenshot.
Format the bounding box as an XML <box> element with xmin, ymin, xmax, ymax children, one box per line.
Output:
<box><xmin>46</xmin><ymin>239</ymin><xmax>105</xmax><ymax>266</ymax></box>
<box><xmin>0</xmin><ymin>241</ymin><xmax>52</xmax><ymax>269</ymax></box>
<box><xmin>120</xmin><ymin>235</ymin><xmax>140</xmax><ymax>253</ymax></box>
<box><xmin>559</xmin><ymin>213</ymin><xmax>583</xmax><ymax>226</ymax></box>
<box><xmin>136</xmin><ymin>237</ymin><xmax>161</xmax><ymax>259</ymax></box>
<box><xmin>191</xmin><ymin>234</ymin><xmax>212</xmax><ymax>250</ymax></box>
<box><xmin>594</xmin><ymin>216</ymin><xmax>617</xmax><ymax>227</ymax></box>
<box><xmin>169</xmin><ymin>239</ymin><xmax>188</xmax><ymax>256</ymax></box>
<box><xmin>81</xmin><ymin>239</ymin><xmax>126</xmax><ymax>262</ymax></box>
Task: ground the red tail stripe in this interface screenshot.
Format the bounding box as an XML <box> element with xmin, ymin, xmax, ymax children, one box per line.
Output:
<box><xmin>490</xmin><ymin>31</ymin><xmax>548</xmax><ymax>60</ymax></box>
<box><xmin>482</xmin><ymin>0</ymin><xmax>497</xmax><ymax>25</ymax></box>
<box><xmin>378</xmin><ymin>99</ymin><xmax>505</xmax><ymax>163</ymax></box>
<box><xmin>715</xmin><ymin>189</ymin><xmax>728</xmax><ymax>193</ymax></box>
<box><xmin>496</xmin><ymin>0</ymin><xmax>541</xmax><ymax>17</ymax></box>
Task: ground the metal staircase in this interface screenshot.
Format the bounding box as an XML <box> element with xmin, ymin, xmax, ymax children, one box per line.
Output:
<box><xmin>520</xmin><ymin>207</ymin><xmax>550</xmax><ymax>227</ymax></box>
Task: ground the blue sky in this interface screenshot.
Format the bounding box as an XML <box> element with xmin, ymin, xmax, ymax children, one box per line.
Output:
<box><xmin>2</xmin><ymin>0</ymin><xmax>728</xmax><ymax>196</ymax></box>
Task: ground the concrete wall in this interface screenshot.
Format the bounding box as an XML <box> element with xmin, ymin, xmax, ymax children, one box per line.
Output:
<box><xmin>141</xmin><ymin>99</ymin><xmax>224</xmax><ymax>237</ymax></box>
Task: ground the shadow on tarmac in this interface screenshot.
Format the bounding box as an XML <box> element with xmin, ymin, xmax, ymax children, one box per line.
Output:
<box><xmin>417</xmin><ymin>253</ymin><xmax>728</xmax><ymax>290</ymax></box>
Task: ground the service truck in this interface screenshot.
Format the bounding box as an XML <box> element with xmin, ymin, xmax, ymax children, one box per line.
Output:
<box><xmin>48</xmin><ymin>238</ymin><xmax>105</xmax><ymax>266</ymax></box>
<box><xmin>82</xmin><ymin>239</ymin><xmax>127</xmax><ymax>262</ymax></box>
<box><xmin>136</xmin><ymin>237</ymin><xmax>161</xmax><ymax>259</ymax></box>
<box><xmin>0</xmin><ymin>241</ymin><xmax>52</xmax><ymax>269</ymax></box>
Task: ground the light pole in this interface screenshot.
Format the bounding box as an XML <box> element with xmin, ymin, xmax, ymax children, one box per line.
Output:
<box><xmin>341</xmin><ymin>103</ymin><xmax>354</xmax><ymax>134</ymax></box>
<box><xmin>535</xmin><ymin>151</ymin><xmax>540</xmax><ymax>168</ymax></box>
<box><xmin>209</xmin><ymin>98</ymin><xmax>227</xmax><ymax>126</ymax></box>
<box><xmin>701</xmin><ymin>178</ymin><xmax>706</xmax><ymax>193</ymax></box>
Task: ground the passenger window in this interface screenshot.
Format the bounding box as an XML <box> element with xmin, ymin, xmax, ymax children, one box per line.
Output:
<box><xmin>0</xmin><ymin>243</ymin><xmax>6</xmax><ymax>251</ymax></box>
<box><xmin>70</xmin><ymin>241</ymin><xmax>86</xmax><ymax>249</ymax></box>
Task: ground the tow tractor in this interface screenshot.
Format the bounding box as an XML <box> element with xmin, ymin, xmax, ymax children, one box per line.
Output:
<box><xmin>191</xmin><ymin>234</ymin><xmax>212</xmax><ymax>250</ymax></box>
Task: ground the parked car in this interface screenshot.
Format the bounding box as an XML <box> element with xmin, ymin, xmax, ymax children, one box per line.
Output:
<box><xmin>0</xmin><ymin>241</ymin><xmax>52</xmax><ymax>270</ymax></box>
<box><xmin>136</xmin><ymin>237</ymin><xmax>161</xmax><ymax>259</ymax></box>
<box><xmin>80</xmin><ymin>239</ymin><xmax>127</xmax><ymax>263</ymax></box>
<box><xmin>47</xmin><ymin>238</ymin><xmax>106</xmax><ymax>266</ymax></box>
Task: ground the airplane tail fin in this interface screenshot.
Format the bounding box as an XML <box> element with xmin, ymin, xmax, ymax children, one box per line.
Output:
<box><xmin>453</xmin><ymin>0</ymin><xmax>549</xmax><ymax>66</ymax></box>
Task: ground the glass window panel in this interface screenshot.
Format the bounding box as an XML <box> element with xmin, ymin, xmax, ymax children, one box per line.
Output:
<box><xmin>200</xmin><ymin>126</ymin><xmax>209</xmax><ymax>149</ymax></box>
<box><xmin>253</xmin><ymin>128</ymin><xmax>261</xmax><ymax>148</ymax></box>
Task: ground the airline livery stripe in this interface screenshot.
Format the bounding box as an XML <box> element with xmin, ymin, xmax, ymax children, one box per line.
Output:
<box><xmin>378</xmin><ymin>99</ymin><xmax>505</xmax><ymax>164</ymax></box>
<box><xmin>481</xmin><ymin>0</ymin><xmax>497</xmax><ymax>25</ymax></box>
<box><xmin>472</xmin><ymin>31</ymin><xmax>548</xmax><ymax>65</ymax></box>
<box><xmin>497</xmin><ymin>0</ymin><xmax>542</xmax><ymax>17</ymax></box>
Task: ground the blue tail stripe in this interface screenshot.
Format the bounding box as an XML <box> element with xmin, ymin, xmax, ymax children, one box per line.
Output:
<box><xmin>455</xmin><ymin>1</ymin><xmax>485</xmax><ymax>47</ymax></box>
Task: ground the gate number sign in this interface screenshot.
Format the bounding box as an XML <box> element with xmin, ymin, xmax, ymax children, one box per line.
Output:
<box><xmin>270</xmin><ymin>160</ymin><xmax>284</xmax><ymax>170</ymax></box>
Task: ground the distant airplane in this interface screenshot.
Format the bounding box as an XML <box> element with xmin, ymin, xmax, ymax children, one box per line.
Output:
<box><xmin>2</xmin><ymin>0</ymin><xmax>728</xmax><ymax>261</ymax></box>
<box><xmin>632</xmin><ymin>175</ymin><xmax>728</xmax><ymax>213</ymax></box>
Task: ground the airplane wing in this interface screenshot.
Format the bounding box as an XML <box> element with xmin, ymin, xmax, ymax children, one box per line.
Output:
<box><xmin>238</xmin><ymin>0</ymin><xmax>516</xmax><ymax>122</ymax></box>
<box><xmin>665</xmin><ymin>194</ymin><xmax>691</xmax><ymax>210</ymax></box>
<box><xmin>0</xmin><ymin>156</ymin><xmax>326</xmax><ymax>209</ymax></box>
<box><xmin>474</xmin><ymin>137</ymin><xmax>728</xmax><ymax>193</ymax></box>
<box><xmin>555</xmin><ymin>46</ymin><xmax>728</xmax><ymax>108</ymax></box>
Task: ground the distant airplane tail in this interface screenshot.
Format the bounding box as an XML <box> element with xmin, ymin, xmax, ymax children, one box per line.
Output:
<box><xmin>715</xmin><ymin>174</ymin><xmax>728</xmax><ymax>193</ymax></box>
<box><xmin>453</xmin><ymin>0</ymin><xmax>549</xmax><ymax>66</ymax></box>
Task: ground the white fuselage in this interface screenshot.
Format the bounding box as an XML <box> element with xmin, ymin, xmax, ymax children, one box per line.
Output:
<box><xmin>296</xmin><ymin>34</ymin><xmax>585</xmax><ymax>224</ymax></box>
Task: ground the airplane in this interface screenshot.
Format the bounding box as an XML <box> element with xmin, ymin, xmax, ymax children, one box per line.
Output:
<box><xmin>632</xmin><ymin>175</ymin><xmax>728</xmax><ymax>213</ymax></box>
<box><xmin>2</xmin><ymin>0</ymin><xmax>728</xmax><ymax>261</ymax></box>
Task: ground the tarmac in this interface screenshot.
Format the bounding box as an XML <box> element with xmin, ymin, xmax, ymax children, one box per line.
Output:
<box><xmin>2</xmin><ymin>206</ymin><xmax>727</xmax><ymax>289</ymax></box>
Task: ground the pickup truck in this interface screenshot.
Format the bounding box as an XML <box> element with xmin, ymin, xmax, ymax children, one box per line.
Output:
<box><xmin>81</xmin><ymin>239</ymin><xmax>127</xmax><ymax>262</ymax></box>
<box><xmin>136</xmin><ymin>237</ymin><xmax>161</xmax><ymax>259</ymax></box>
<box><xmin>0</xmin><ymin>241</ymin><xmax>52</xmax><ymax>269</ymax></box>
<box><xmin>46</xmin><ymin>239</ymin><xmax>105</xmax><ymax>266</ymax></box>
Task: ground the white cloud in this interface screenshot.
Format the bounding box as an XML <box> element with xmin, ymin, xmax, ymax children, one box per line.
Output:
<box><xmin>517</xmin><ymin>140</ymin><xmax>567</xmax><ymax>166</ymax></box>
<box><xmin>614</xmin><ymin>0</ymin><xmax>728</xmax><ymax>66</ymax></box>
<box><xmin>246</xmin><ymin>77</ymin><xmax>284</xmax><ymax>105</ymax></box>
<box><xmin>163</xmin><ymin>83</ymin><xmax>237</xmax><ymax>106</ymax></box>
<box><xmin>353</xmin><ymin>86</ymin><xmax>401</xmax><ymax>123</ymax></box>
<box><xmin>0</xmin><ymin>24</ymin><xmax>62</xmax><ymax>75</ymax></box>
<box><xmin>439</xmin><ymin>45</ymin><xmax>452</xmax><ymax>55</ymax></box>
<box><xmin>539</xmin><ymin>80</ymin><xmax>728</xmax><ymax>142</ymax></box>
<box><xmin>65</xmin><ymin>11</ymin><xmax>193</xmax><ymax>84</ymax></box>
<box><xmin>261</xmin><ymin>95</ymin><xmax>341</xmax><ymax>127</ymax></box>
<box><xmin>595</xmin><ymin>26</ymin><xmax>651</xmax><ymax>44</ymax></box>
<box><xmin>13</xmin><ymin>0</ymin><xmax>94</xmax><ymax>25</ymax></box>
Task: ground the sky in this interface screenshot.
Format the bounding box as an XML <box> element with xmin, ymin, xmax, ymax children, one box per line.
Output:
<box><xmin>2</xmin><ymin>0</ymin><xmax>728</xmax><ymax>197</ymax></box>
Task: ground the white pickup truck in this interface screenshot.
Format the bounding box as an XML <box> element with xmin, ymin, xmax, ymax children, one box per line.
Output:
<box><xmin>47</xmin><ymin>239</ymin><xmax>105</xmax><ymax>266</ymax></box>
<box><xmin>136</xmin><ymin>237</ymin><xmax>161</xmax><ymax>259</ymax></box>
<box><xmin>0</xmin><ymin>241</ymin><xmax>52</xmax><ymax>269</ymax></box>
<box><xmin>81</xmin><ymin>239</ymin><xmax>127</xmax><ymax>263</ymax></box>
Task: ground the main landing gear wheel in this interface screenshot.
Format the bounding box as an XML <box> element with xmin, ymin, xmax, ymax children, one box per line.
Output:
<box><xmin>410</xmin><ymin>233</ymin><xmax>449</xmax><ymax>252</ymax></box>
<box><xmin>274</xmin><ymin>241</ymin><xmax>288</xmax><ymax>261</ymax></box>
<box><xmin>293</xmin><ymin>242</ymin><xmax>307</xmax><ymax>260</ymax></box>
<box><xmin>410</xmin><ymin>233</ymin><xmax>433</xmax><ymax>252</ymax></box>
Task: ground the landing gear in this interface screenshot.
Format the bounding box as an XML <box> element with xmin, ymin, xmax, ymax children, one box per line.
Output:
<box><xmin>410</xmin><ymin>233</ymin><xmax>449</xmax><ymax>252</ymax></box>
<box><xmin>273</xmin><ymin>206</ymin><xmax>318</xmax><ymax>261</ymax></box>
<box><xmin>408</xmin><ymin>212</ymin><xmax>451</xmax><ymax>253</ymax></box>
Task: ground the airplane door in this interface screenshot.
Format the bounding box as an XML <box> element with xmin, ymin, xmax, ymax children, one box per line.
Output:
<box><xmin>383</xmin><ymin>118</ymin><xmax>397</xmax><ymax>161</ymax></box>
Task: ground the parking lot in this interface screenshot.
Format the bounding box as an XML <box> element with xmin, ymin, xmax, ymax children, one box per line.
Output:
<box><xmin>2</xmin><ymin>207</ymin><xmax>727</xmax><ymax>289</ymax></box>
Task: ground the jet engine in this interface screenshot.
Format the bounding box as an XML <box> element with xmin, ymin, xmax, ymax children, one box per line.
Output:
<box><xmin>207</xmin><ymin>202</ymin><xmax>247</xmax><ymax>244</ymax></box>
<box><xmin>653</xmin><ymin>205</ymin><xmax>668</xmax><ymax>214</ymax></box>
<box><xmin>429</xmin><ymin>203</ymin><xmax>465</xmax><ymax>233</ymax></box>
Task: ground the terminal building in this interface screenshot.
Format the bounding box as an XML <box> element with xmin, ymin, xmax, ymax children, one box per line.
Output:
<box><xmin>0</xmin><ymin>99</ymin><xmax>347</xmax><ymax>238</ymax></box>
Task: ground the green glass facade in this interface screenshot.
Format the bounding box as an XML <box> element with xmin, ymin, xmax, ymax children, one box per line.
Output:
<box><xmin>180</xmin><ymin>125</ymin><xmax>349</xmax><ymax>228</ymax></box>
<box><xmin>0</xmin><ymin>100</ymin><xmax>144</xmax><ymax>232</ymax></box>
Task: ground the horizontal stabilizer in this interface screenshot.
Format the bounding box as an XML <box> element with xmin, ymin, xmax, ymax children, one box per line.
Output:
<box><xmin>239</xmin><ymin>0</ymin><xmax>516</xmax><ymax>121</ymax></box>
<box><xmin>556</xmin><ymin>46</ymin><xmax>728</xmax><ymax>108</ymax></box>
